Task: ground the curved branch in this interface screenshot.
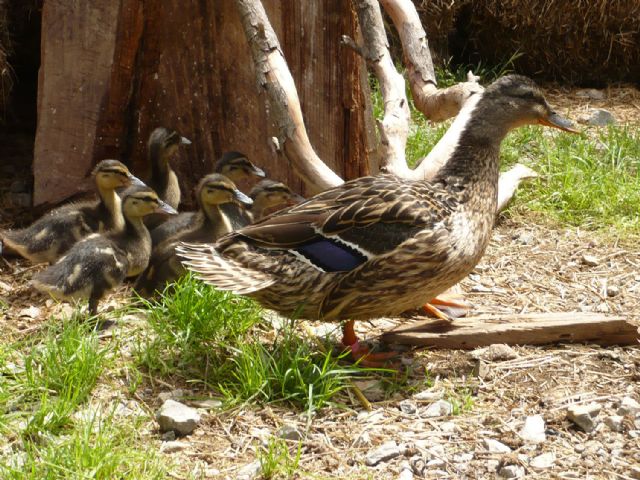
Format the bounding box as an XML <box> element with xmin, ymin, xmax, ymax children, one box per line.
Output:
<box><xmin>379</xmin><ymin>0</ymin><xmax>483</xmax><ymax>123</ymax></box>
<box><xmin>353</xmin><ymin>0</ymin><xmax>411</xmax><ymax>179</ymax></box>
<box><xmin>234</xmin><ymin>0</ymin><xmax>344</xmax><ymax>194</ymax></box>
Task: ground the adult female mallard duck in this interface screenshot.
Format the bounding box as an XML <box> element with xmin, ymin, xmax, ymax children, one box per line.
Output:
<box><xmin>249</xmin><ymin>179</ymin><xmax>305</xmax><ymax>221</ymax></box>
<box><xmin>32</xmin><ymin>186</ymin><xmax>176</xmax><ymax>315</ymax></box>
<box><xmin>150</xmin><ymin>151</ymin><xmax>265</xmax><ymax>244</ymax></box>
<box><xmin>178</xmin><ymin>75</ymin><xmax>576</xmax><ymax>363</ymax></box>
<box><xmin>136</xmin><ymin>174</ymin><xmax>252</xmax><ymax>296</ymax></box>
<box><xmin>148</xmin><ymin>127</ymin><xmax>191</xmax><ymax>209</ymax></box>
<box><xmin>1</xmin><ymin>160</ymin><xmax>144</xmax><ymax>264</ymax></box>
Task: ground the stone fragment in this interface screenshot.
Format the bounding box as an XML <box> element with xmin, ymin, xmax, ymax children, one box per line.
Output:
<box><xmin>236</xmin><ymin>460</ymin><xmax>261</xmax><ymax>480</ymax></box>
<box><xmin>439</xmin><ymin>421</ymin><xmax>456</xmax><ymax>433</ymax></box>
<box><xmin>353</xmin><ymin>431</ymin><xmax>371</xmax><ymax>447</ymax></box>
<box><xmin>413</xmin><ymin>390</ymin><xmax>443</xmax><ymax>401</ymax></box>
<box><xmin>160</xmin><ymin>440</ymin><xmax>188</xmax><ymax>453</ymax></box>
<box><xmin>156</xmin><ymin>399</ymin><xmax>201</xmax><ymax>436</ymax></box>
<box><xmin>158</xmin><ymin>389</ymin><xmax>185</xmax><ymax>402</ymax></box>
<box><xmin>424</xmin><ymin>400</ymin><xmax>453</xmax><ymax>418</ymax></box>
<box><xmin>577</xmin><ymin>108</ymin><xmax>615</xmax><ymax>126</ymax></box>
<box><xmin>530</xmin><ymin>452</ymin><xmax>555</xmax><ymax>469</ymax></box>
<box><xmin>18</xmin><ymin>306</ymin><xmax>41</xmax><ymax>318</ymax></box>
<box><xmin>398</xmin><ymin>460</ymin><xmax>413</xmax><ymax>480</ymax></box>
<box><xmin>277</xmin><ymin>424</ymin><xmax>303</xmax><ymax>441</ymax></box>
<box><xmin>482</xmin><ymin>438</ymin><xmax>512</xmax><ymax>453</ymax></box>
<box><xmin>470</xmin><ymin>344</ymin><xmax>518</xmax><ymax>362</ymax></box>
<box><xmin>161</xmin><ymin>430</ymin><xmax>176</xmax><ymax>441</ymax></box>
<box><xmin>567</xmin><ymin>403</ymin><xmax>601</xmax><ymax>432</ymax></box>
<box><xmin>617</xmin><ymin>397</ymin><xmax>640</xmax><ymax>417</ymax></box>
<box><xmin>604</xmin><ymin>415</ymin><xmax>624</xmax><ymax>432</ymax></box>
<box><xmin>399</xmin><ymin>399</ymin><xmax>418</xmax><ymax>415</ymax></box>
<box><xmin>453</xmin><ymin>452</ymin><xmax>473</xmax><ymax>463</ymax></box>
<box><xmin>576</xmin><ymin>88</ymin><xmax>605</xmax><ymax>100</ymax></box>
<box><xmin>190</xmin><ymin>398</ymin><xmax>223</xmax><ymax>409</ymax></box>
<box><xmin>498</xmin><ymin>464</ymin><xmax>525</xmax><ymax>478</ymax></box>
<box><xmin>581</xmin><ymin>254</ymin><xmax>599</xmax><ymax>266</ymax></box>
<box><xmin>519</xmin><ymin>415</ymin><xmax>546</xmax><ymax>444</ymax></box>
<box><xmin>365</xmin><ymin>441</ymin><xmax>406</xmax><ymax>466</ymax></box>
<box><xmin>606</xmin><ymin>285</ymin><xmax>620</xmax><ymax>297</ymax></box>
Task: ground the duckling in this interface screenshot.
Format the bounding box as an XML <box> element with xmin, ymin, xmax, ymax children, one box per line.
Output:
<box><xmin>135</xmin><ymin>174</ymin><xmax>252</xmax><ymax>296</ymax></box>
<box><xmin>150</xmin><ymin>151</ymin><xmax>265</xmax><ymax>245</ymax></box>
<box><xmin>179</xmin><ymin>75</ymin><xmax>577</xmax><ymax>365</ymax></box>
<box><xmin>148</xmin><ymin>127</ymin><xmax>191</xmax><ymax>209</ymax></box>
<box><xmin>215</xmin><ymin>151</ymin><xmax>266</xmax><ymax>229</ymax></box>
<box><xmin>32</xmin><ymin>186</ymin><xmax>177</xmax><ymax>315</ymax></box>
<box><xmin>249</xmin><ymin>179</ymin><xmax>305</xmax><ymax>221</ymax></box>
<box><xmin>1</xmin><ymin>160</ymin><xmax>144</xmax><ymax>264</ymax></box>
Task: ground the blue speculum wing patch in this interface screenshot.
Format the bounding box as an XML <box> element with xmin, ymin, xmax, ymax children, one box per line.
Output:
<box><xmin>295</xmin><ymin>238</ymin><xmax>369</xmax><ymax>272</ymax></box>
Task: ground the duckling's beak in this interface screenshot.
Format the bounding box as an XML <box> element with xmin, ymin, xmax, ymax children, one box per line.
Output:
<box><xmin>234</xmin><ymin>190</ymin><xmax>253</xmax><ymax>206</ymax></box>
<box><xmin>156</xmin><ymin>200</ymin><xmax>178</xmax><ymax>215</ymax></box>
<box><xmin>128</xmin><ymin>174</ymin><xmax>147</xmax><ymax>187</ymax></box>
<box><xmin>251</xmin><ymin>165</ymin><xmax>266</xmax><ymax>178</ymax></box>
<box><xmin>539</xmin><ymin>112</ymin><xmax>579</xmax><ymax>133</ymax></box>
<box><xmin>180</xmin><ymin>136</ymin><xmax>192</xmax><ymax>145</ymax></box>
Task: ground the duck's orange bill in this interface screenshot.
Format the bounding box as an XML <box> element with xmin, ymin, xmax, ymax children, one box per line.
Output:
<box><xmin>539</xmin><ymin>113</ymin><xmax>579</xmax><ymax>133</ymax></box>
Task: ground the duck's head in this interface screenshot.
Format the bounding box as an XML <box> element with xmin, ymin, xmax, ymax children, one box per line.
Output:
<box><xmin>214</xmin><ymin>152</ymin><xmax>266</xmax><ymax>184</ymax></box>
<box><xmin>121</xmin><ymin>186</ymin><xmax>178</xmax><ymax>219</ymax></box>
<box><xmin>250</xmin><ymin>179</ymin><xmax>304</xmax><ymax>212</ymax></box>
<box><xmin>148</xmin><ymin>127</ymin><xmax>191</xmax><ymax>159</ymax></box>
<box><xmin>92</xmin><ymin>159</ymin><xmax>146</xmax><ymax>190</ymax></box>
<box><xmin>197</xmin><ymin>173</ymin><xmax>253</xmax><ymax>208</ymax></box>
<box><xmin>482</xmin><ymin>75</ymin><xmax>577</xmax><ymax>133</ymax></box>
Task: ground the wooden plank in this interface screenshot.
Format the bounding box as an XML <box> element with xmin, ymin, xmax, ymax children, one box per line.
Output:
<box><xmin>381</xmin><ymin>313</ymin><xmax>639</xmax><ymax>349</ymax></box>
<box><xmin>34</xmin><ymin>0</ymin><xmax>122</xmax><ymax>205</ymax></box>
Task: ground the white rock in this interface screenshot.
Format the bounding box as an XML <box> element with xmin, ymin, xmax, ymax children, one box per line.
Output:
<box><xmin>617</xmin><ymin>397</ymin><xmax>640</xmax><ymax>417</ymax></box>
<box><xmin>424</xmin><ymin>400</ymin><xmax>453</xmax><ymax>418</ymax></box>
<box><xmin>158</xmin><ymin>389</ymin><xmax>185</xmax><ymax>402</ymax></box>
<box><xmin>581</xmin><ymin>254</ymin><xmax>600</xmax><ymax>266</ymax></box>
<box><xmin>18</xmin><ymin>306</ymin><xmax>41</xmax><ymax>318</ymax></box>
<box><xmin>577</xmin><ymin>108</ymin><xmax>615</xmax><ymax>126</ymax></box>
<box><xmin>190</xmin><ymin>398</ymin><xmax>223</xmax><ymax>409</ymax></box>
<box><xmin>353</xmin><ymin>430</ymin><xmax>372</xmax><ymax>447</ymax></box>
<box><xmin>606</xmin><ymin>285</ymin><xmax>620</xmax><ymax>297</ymax></box>
<box><xmin>426</xmin><ymin>458</ymin><xmax>446</xmax><ymax>468</ymax></box>
<box><xmin>530</xmin><ymin>452</ymin><xmax>555</xmax><ymax>469</ymax></box>
<box><xmin>498</xmin><ymin>464</ymin><xmax>525</xmax><ymax>478</ymax></box>
<box><xmin>365</xmin><ymin>441</ymin><xmax>406</xmax><ymax>466</ymax></box>
<box><xmin>277</xmin><ymin>424</ymin><xmax>303</xmax><ymax>441</ymax></box>
<box><xmin>519</xmin><ymin>415</ymin><xmax>546</xmax><ymax>444</ymax></box>
<box><xmin>413</xmin><ymin>389</ymin><xmax>443</xmax><ymax>401</ymax></box>
<box><xmin>236</xmin><ymin>460</ymin><xmax>261</xmax><ymax>480</ymax></box>
<box><xmin>453</xmin><ymin>452</ymin><xmax>473</xmax><ymax>463</ymax></box>
<box><xmin>470</xmin><ymin>344</ymin><xmax>517</xmax><ymax>362</ymax></box>
<box><xmin>482</xmin><ymin>438</ymin><xmax>511</xmax><ymax>453</ymax></box>
<box><xmin>160</xmin><ymin>440</ymin><xmax>188</xmax><ymax>453</ymax></box>
<box><xmin>576</xmin><ymin>88</ymin><xmax>605</xmax><ymax>100</ymax></box>
<box><xmin>439</xmin><ymin>421</ymin><xmax>456</xmax><ymax>433</ymax></box>
<box><xmin>399</xmin><ymin>399</ymin><xmax>418</xmax><ymax>415</ymax></box>
<box><xmin>398</xmin><ymin>461</ymin><xmax>413</xmax><ymax>480</ymax></box>
<box><xmin>604</xmin><ymin>415</ymin><xmax>624</xmax><ymax>432</ymax></box>
<box><xmin>156</xmin><ymin>399</ymin><xmax>201</xmax><ymax>436</ymax></box>
<box><xmin>567</xmin><ymin>403</ymin><xmax>601</xmax><ymax>432</ymax></box>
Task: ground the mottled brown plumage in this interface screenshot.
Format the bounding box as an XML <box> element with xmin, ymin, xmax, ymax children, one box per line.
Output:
<box><xmin>1</xmin><ymin>160</ymin><xmax>143</xmax><ymax>264</ymax></box>
<box><xmin>135</xmin><ymin>174</ymin><xmax>252</xmax><ymax>296</ymax></box>
<box><xmin>32</xmin><ymin>186</ymin><xmax>176</xmax><ymax>315</ymax></box>
<box><xmin>179</xmin><ymin>75</ymin><xmax>576</xmax><ymax>324</ymax></box>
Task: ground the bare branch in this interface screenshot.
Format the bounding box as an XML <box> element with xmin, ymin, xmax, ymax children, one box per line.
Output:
<box><xmin>354</xmin><ymin>0</ymin><xmax>411</xmax><ymax>179</ymax></box>
<box><xmin>379</xmin><ymin>0</ymin><xmax>483</xmax><ymax>123</ymax></box>
<box><xmin>233</xmin><ymin>0</ymin><xmax>344</xmax><ymax>194</ymax></box>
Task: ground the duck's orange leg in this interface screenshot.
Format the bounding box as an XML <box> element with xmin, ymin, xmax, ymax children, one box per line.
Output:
<box><xmin>341</xmin><ymin>320</ymin><xmax>398</xmax><ymax>367</ymax></box>
<box><xmin>422</xmin><ymin>293</ymin><xmax>472</xmax><ymax>320</ymax></box>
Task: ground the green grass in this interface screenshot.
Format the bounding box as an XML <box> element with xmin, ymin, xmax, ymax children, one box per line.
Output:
<box><xmin>135</xmin><ymin>274</ymin><xmax>362</xmax><ymax>412</ymax></box>
<box><xmin>258</xmin><ymin>437</ymin><xmax>302</xmax><ymax>479</ymax></box>
<box><xmin>0</xmin><ymin>316</ymin><xmax>167</xmax><ymax>479</ymax></box>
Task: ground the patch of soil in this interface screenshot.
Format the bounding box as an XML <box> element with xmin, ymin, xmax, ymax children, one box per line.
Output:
<box><xmin>1</xmin><ymin>221</ymin><xmax>638</xmax><ymax>479</ymax></box>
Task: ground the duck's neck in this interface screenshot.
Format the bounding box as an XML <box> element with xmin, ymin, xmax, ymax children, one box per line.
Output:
<box><xmin>150</xmin><ymin>144</ymin><xmax>170</xmax><ymax>184</ymax></box>
<box><xmin>122</xmin><ymin>216</ymin><xmax>149</xmax><ymax>247</ymax></box>
<box><xmin>202</xmin><ymin>203</ymin><xmax>232</xmax><ymax>234</ymax></box>
<box><xmin>97</xmin><ymin>185</ymin><xmax>124</xmax><ymax>231</ymax></box>
<box><xmin>434</xmin><ymin>92</ymin><xmax>514</xmax><ymax>197</ymax></box>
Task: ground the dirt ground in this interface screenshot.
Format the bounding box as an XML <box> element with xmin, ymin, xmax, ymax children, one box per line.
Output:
<box><xmin>1</xmin><ymin>86</ymin><xmax>639</xmax><ymax>479</ymax></box>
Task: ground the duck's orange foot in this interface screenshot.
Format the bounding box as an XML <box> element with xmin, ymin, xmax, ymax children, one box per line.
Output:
<box><xmin>422</xmin><ymin>294</ymin><xmax>472</xmax><ymax>320</ymax></box>
<box><xmin>341</xmin><ymin>319</ymin><xmax>399</xmax><ymax>368</ymax></box>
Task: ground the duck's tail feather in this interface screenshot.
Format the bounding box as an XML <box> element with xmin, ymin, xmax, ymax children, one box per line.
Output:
<box><xmin>176</xmin><ymin>242</ymin><xmax>276</xmax><ymax>295</ymax></box>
